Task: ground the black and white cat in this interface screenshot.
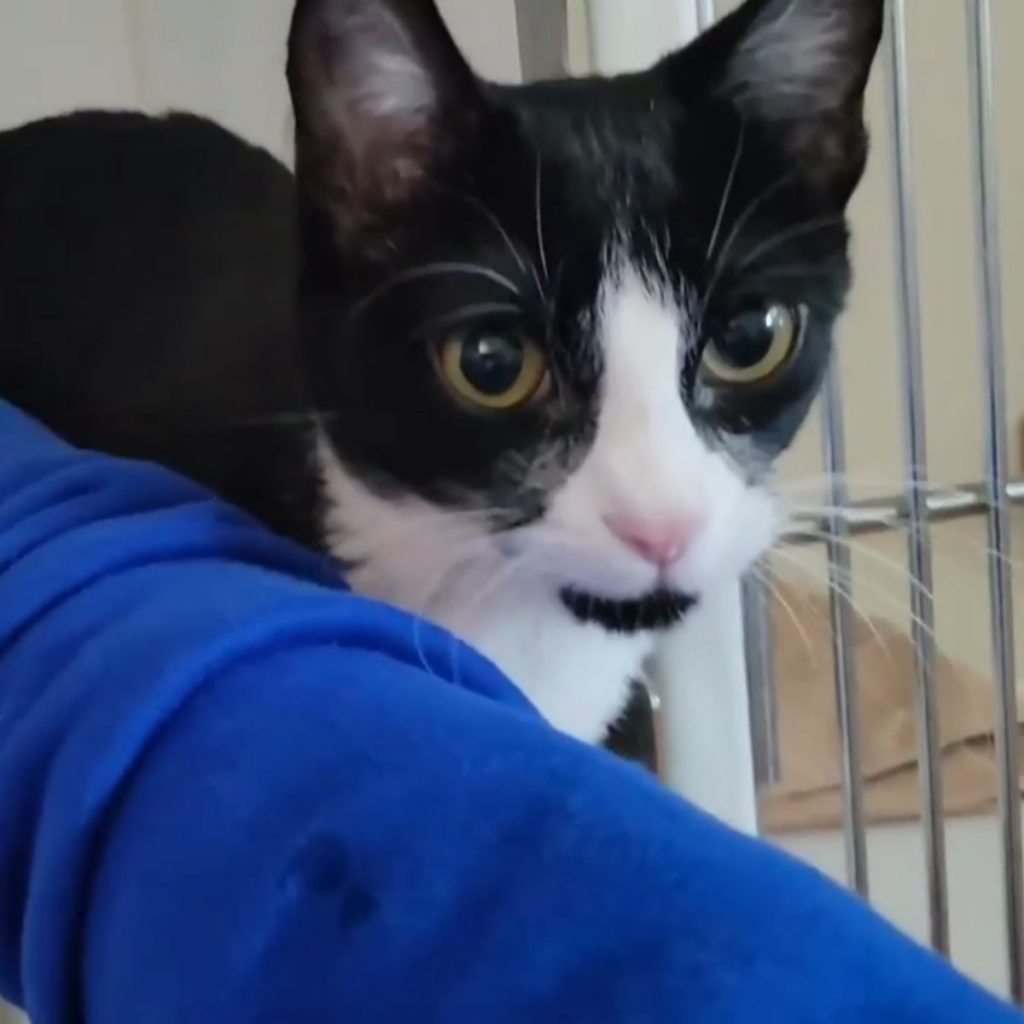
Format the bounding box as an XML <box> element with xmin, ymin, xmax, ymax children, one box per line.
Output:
<box><xmin>0</xmin><ymin>0</ymin><xmax>883</xmax><ymax>744</ymax></box>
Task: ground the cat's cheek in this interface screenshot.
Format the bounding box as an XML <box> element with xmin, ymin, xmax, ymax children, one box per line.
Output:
<box><xmin>512</xmin><ymin>521</ymin><xmax>661</xmax><ymax>599</ymax></box>
<box><xmin>671</xmin><ymin>484</ymin><xmax>780</xmax><ymax>594</ymax></box>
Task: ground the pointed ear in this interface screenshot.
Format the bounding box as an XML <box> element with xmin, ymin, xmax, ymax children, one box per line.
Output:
<box><xmin>663</xmin><ymin>0</ymin><xmax>884</xmax><ymax>201</ymax></box>
<box><xmin>287</xmin><ymin>0</ymin><xmax>481</xmax><ymax>241</ymax></box>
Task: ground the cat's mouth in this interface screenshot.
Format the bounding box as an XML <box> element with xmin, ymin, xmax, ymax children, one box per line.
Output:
<box><xmin>559</xmin><ymin>587</ymin><xmax>696</xmax><ymax>634</ymax></box>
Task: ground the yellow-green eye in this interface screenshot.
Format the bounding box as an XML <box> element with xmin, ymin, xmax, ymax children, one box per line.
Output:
<box><xmin>435</xmin><ymin>331</ymin><xmax>550</xmax><ymax>411</ymax></box>
<box><xmin>701</xmin><ymin>303</ymin><xmax>804</xmax><ymax>386</ymax></box>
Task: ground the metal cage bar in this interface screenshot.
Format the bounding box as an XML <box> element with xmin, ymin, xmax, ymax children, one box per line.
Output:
<box><xmin>784</xmin><ymin>481</ymin><xmax>1024</xmax><ymax>543</ymax></box>
<box><xmin>514</xmin><ymin>0</ymin><xmax>568</xmax><ymax>81</ymax></box>
<box><xmin>558</xmin><ymin>0</ymin><xmax>1024</xmax><ymax>995</ymax></box>
<box><xmin>883</xmin><ymin>0</ymin><xmax>949</xmax><ymax>955</ymax></box>
<box><xmin>966</xmin><ymin>0</ymin><xmax>1024</xmax><ymax>1000</ymax></box>
<box><xmin>743</xmin><ymin>572</ymin><xmax>780</xmax><ymax>789</ymax></box>
<box><xmin>694</xmin><ymin>0</ymin><xmax>716</xmax><ymax>33</ymax></box>
<box><xmin>822</xmin><ymin>364</ymin><xmax>870</xmax><ymax>896</ymax></box>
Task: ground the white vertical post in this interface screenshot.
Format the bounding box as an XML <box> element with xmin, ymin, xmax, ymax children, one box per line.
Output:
<box><xmin>586</xmin><ymin>0</ymin><xmax>698</xmax><ymax>75</ymax></box>
<box><xmin>585</xmin><ymin>0</ymin><xmax>758</xmax><ymax>835</ymax></box>
<box><xmin>655</xmin><ymin>581</ymin><xmax>759</xmax><ymax>833</ymax></box>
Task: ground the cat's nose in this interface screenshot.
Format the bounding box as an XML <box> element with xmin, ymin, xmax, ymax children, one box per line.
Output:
<box><xmin>603</xmin><ymin>514</ymin><xmax>699</xmax><ymax>568</ymax></box>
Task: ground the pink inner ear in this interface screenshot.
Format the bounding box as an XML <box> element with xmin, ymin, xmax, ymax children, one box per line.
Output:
<box><xmin>724</xmin><ymin>0</ymin><xmax>879</xmax><ymax>119</ymax></box>
<box><xmin>290</xmin><ymin>2</ymin><xmax>448</xmax><ymax>239</ymax></box>
<box><xmin>311</xmin><ymin>9</ymin><xmax>436</xmax><ymax>158</ymax></box>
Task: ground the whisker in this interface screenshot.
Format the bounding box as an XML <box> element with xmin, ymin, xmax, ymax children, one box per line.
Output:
<box><xmin>400</xmin><ymin>531</ymin><xmax>510</xmax><ymax>679</ymax></box>
<box><xmin>739</xmin><ymin>258</ymin><xmax>845</xmax><ymax>280</ymax></box>
<box><xmin>726</xmin><ymin>263</ymin><xmax>847</xmax><ymax>300</ymax></box>
<box><xmin>767</xmin><ymin>548</ymin><xmax>898</xmax><ymax>666</ymax></box>
<box><xmin>734</xmin><ymin>214</ymin><xmax>846</xmax><ymax>274</ymax></box>
<box><xmin>348</xmin><ymin>262</ymin><xmax>522</xmax><ymax>323</ymax></box>
<box><xmin>781</xmin><ymin>527</ymin><xmax>936</xmax><ymax>603</ymax></box>
<box><xmin>769</xmin><ymin>540</ymin><xmax>940</xmax><ymax>648</ymax></box>
<box><xmin>883</xmin><ymin>522</ymin><xmax>1024</xmax><ymax>578</ymax></box>
<box><xmin>326</xmin><ymin>509</ymin><xmax>518</xmax><ymax>594</ymax></box>
<box><xmin>748</xmin><ymin>561</ymin><xmax>819</xmax><ymax>668</ymax></box>
<box><xmin>535</xmin><ymin>153</ymin><xmax>550</xmax><ymax>284</ymax></box>
<box><xmin>546</xmin><ymin>258</ymin><xmax>567</xmax><ymax>323</ymax></box>
<box><xmin>441</xmin><ymin>185</ymin><xmax>547</xmax><ymax>302</ymax></box>
<box><xmin>702</xmin><ymin>170</ymin><xmax>797</xmax><ymax>310</ymax></box>
<box><xmin>777</xmin><ymin>474</ymin><xmax>932</xmax><ymax>494</ymax></box>
<box><xmin>443</xmin><ymin>548</ymin><xmax>536</xmax><ymax>686</ymax></box>
<box><xmin>410</xmin><ymin>302</ymin><xmax>524</xmax><ymax>341</ymax></box>
<box><xmin>751</xmin><ymin>563</ymin><xmax>832</xmax><ymax>632</ymax></box>
<box><xmin>447</xmin><ymin>548</ymin><xmax>531</xmax><ymax>628</ymax></box>
<box><xmin>434</xmin><ymin>186</ymin><xmax>527</xmax><ymax>275</ymax></box>
<box><xmin>216</xmin><ymin>411</ymin><xmax>339</xmax><ymax>430</ymax></box>
<box><xmin>706</xmin><ymin>116</ymin><xmax>747</xmax><ymax>261</ymax></box>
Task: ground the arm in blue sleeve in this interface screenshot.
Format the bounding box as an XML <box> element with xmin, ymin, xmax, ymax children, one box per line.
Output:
<box><xmin>0</xmin><ymin>399</ymin><xmax>1020</xmax><ymax>1024</ymax></box>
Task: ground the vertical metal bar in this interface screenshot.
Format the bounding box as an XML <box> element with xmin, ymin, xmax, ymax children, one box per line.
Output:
<box><xmin>883</xmin><ymin>0</ymin><xmax>950</xmax><ymax>955</ymax></box>
<box><xmin>514</xmin><ymin>0</ymin><xmax>569</xmax><ymax>81</ymax></box>
<box><xmin>822</xmin><ymin>366</ymin><xmax>869</xmax><ymax>896</ymax></box>
<box><xmin>743</xmin><ymin>572</ymin><xmax>780</xmax><ymax>789</ymax></box>
<box><xmin>966</xmin><ymin>0</ymin><xmax>1024</xmax><ymax>1001</ymax></box>
<box><xmin>694</xmin><ymin>0</ymin><xmax>716</xmax><ymax>32</ymax></box>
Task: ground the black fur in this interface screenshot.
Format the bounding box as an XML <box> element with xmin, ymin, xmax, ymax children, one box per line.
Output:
<box><xmin>605</xmin><ymin>680</ymin><xmax>661</xmax><ymax>772</ymax></box>
<box><xmin>0</xmin><ymin>111</ymin><xmax>320</xmax><ymax>544</ymax></box>
<box><xmin>561</xmin><ymin>589</ymin><xmax>696</xmax><ymax>633</ymax></box>
<box><xmin>0</xmin><ymin>0</ymin><xmax>883</xmax><ymax>628</ymax></box>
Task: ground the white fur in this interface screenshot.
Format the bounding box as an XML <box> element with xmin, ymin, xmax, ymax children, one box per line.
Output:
<box><xmin>317</xmin><ymin>449</ymin><xmax>649</xmax><ymax>742</ymax></box>
<box><xmin>728</xmin><ymin>0</ymin><xmax>853</xmax><ymax>118</ymax></box>
<box><xmin>318</xmin><ymin>261</ymin><xmax>779</xmax><ymax>743</ymax></box>
<box><xmin>313</xmin><ymin>4</ymin><xmax>435</xmax><ymax>165</ymax></box>
<box><xmin>543</xmin><ymin>266</ymin><xmax>777</xmax><ymax>601</ymax></box>
<box><xmin>346</xmin><ymin>9</ymin><xmax>434</xmax><ymax>122</ymax></box>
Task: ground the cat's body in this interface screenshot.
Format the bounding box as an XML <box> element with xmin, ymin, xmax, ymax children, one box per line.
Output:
<box><xmin>0</xmin><ymin>112</ymin><xmax>317</xmax><ymax>542</ymax></box>
<box><xmin>0</xmin><ymin>0</ymin><xmax>884</xmax><ymax>745</ymax></box>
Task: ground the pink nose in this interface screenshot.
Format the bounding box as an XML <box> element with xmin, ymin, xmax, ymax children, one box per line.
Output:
<box><xmin>603</xmin><ymin>514</ymin><xmax>698</xmax><ymax>568</ymax></box>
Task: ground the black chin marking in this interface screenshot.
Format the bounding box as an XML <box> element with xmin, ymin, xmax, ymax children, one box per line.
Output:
<box><xmin>559</xmin><ymin>588</ymin><xmax>697</xmax><ymax>634</ymax></box>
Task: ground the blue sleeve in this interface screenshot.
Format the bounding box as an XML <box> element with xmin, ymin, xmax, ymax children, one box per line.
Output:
<box><xmin>0</xmin><ymin>400</ymin><xmax>1019</xmax><ymax>1024</ymax></box>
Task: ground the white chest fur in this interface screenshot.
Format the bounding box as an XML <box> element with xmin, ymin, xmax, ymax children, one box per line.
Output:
<box><xmin>410</xmin><ymin>579</ymin><xmax>655</xmax><ymax>743</ymax></box>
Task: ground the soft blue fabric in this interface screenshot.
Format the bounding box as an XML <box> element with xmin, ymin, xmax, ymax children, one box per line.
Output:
<box><xmin>0</xmin><ymin>400</ymin><xmax>1019</xmax><ymax>1024</ymax></box>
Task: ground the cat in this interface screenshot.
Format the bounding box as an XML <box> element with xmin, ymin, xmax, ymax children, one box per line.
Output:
<box><xmin>0</xmin><ymin>0</ymin><xmax>883</xmax><ymax>747</ymax></box>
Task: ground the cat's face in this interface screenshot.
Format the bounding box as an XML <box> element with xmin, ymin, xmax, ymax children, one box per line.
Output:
<box><xmin>288</xmin><ymin>0</ymin><xmax>882</xmax><ymax>632</ymax></box>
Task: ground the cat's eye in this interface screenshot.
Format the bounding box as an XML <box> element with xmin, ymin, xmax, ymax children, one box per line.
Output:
<box><xmin>434</xmin><ymin>330</ymin><xmax>551</xmax><ymax>412</ymax></box>
<box><xmin>701</xmin><ymin>303</ymin><xmax>804</xmax><ymax>386</ymax></box>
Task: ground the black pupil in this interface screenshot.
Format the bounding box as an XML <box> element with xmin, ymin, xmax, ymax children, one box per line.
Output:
<box><xmin>461</xmin><ymin>334</ymin><xmax>524</xmax><ymax>395</ymax></box>
<box><xmin>722</xmin><ymin>308</ymin><xmax>780</xmax><ymax>368</ymax></box>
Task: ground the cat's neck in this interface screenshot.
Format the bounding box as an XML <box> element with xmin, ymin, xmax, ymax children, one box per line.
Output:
<box><xmin>416</xmin><ymin>577</ymin><xmax>655</xmax><ymax>743</ymax></box>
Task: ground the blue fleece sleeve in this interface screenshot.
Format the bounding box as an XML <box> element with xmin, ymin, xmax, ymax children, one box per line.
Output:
<box><xmin>0</xmin><ymin>400</ymin><xmax>1019</xmax><ymax>1024</ymax></box>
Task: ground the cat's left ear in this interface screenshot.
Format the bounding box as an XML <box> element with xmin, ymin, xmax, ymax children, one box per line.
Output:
<box><xmin>287</xmin><ymin>0</ymin><xmax>483</xmax><ymax>243</ymax></box>
<box><xmin>662</xmin><ymin>0</ymin><xmax>884</xmax><ymax>202</ymax></box>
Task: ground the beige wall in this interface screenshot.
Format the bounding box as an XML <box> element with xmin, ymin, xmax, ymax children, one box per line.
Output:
<box><xmin>772</xmin><ymin>2</ymin><xmax>1024</xmax><ymax>688</ymax></box>
<box><xmin>0</xmin><ymin>0</ymin><xmax>522</xmax><ymax>157</ymax></box>
<box><xmin>749</xmin><ymin>5</ymin><xmax>1024</xmax><ymax>999</ymax></box>
<box><xmin>783</xmin><ymin>1</ymin><xmax>1024</xmax><ymax>491</ymax></box>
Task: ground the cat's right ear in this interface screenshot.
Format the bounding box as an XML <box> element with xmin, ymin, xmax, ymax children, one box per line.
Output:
<box><xmin>660</xmin><ymin>0</ymin><xmax>884</xmax><ymax>204</ymax></box>
<box><xmin>287</xmin><ymin>0</ymin><xmax>482</xmax><ymax>243</ymax></box>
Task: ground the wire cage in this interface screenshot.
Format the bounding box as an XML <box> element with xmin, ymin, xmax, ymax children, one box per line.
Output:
<box><xmin>744</xmin><ymin>0</ymin><xmax>1024</xmax><ymax>1000</ymax></box>
<box><xmin>516</xmin><ymin>0</ymin><xmax>1024</xmax><ymax>1005</ymax></box>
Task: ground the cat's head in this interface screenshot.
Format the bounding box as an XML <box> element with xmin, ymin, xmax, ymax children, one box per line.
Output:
<box><xmin>286</xmin><ymin>0</ymin><xmax>883</xmax><ymax>633</ymax></box>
